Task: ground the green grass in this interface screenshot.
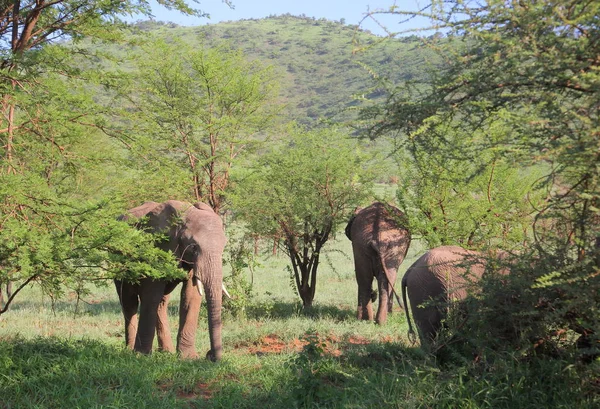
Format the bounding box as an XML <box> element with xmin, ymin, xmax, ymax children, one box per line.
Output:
<box><xmin>1</xmin><ymin>234</ymin><xmax>598</xmax><ymax>408</ymax></box>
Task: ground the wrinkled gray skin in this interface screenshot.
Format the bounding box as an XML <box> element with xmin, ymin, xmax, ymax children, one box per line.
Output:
<box><xmin>402</xmin><ymin>245</ymin><xmax>500</xmax><ymax>346</ymax></box>
<box><xmin>114</xmin><ymin>200</ymin><xmax>226</xmax><ymax>361</ymax></box>
<box><xmin>345</xmin><ymin>202</ymin><xmax>411</xmax><ymax>325</ymax></box>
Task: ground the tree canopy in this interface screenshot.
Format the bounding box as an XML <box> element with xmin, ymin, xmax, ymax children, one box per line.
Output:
<box><xmin>396</xmin><ymin>114</ymin><xmax>545</xmax><ymax>250</ymax></box>
<box><xmin>0</xmin><ymin>1</ymin><xmax>212</xmax><ymax>313</ymax></box>
<box><xmin>364</xmin><ymin>0</ymin><xmax>600</xmax><ymax>360</ymax></box>
<box><xmin>230</xmin><ymin>125</ymin><xmax>374</xmax><ymax>307</ymax></box>
<box><xmin>120</xmin><ymin>36</ymin><xmax>279</xmax><ymax>213</ymax></box>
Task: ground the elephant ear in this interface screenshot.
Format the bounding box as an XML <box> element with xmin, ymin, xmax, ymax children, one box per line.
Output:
<box><xmin>345</xmin><ymin>214</ymin><xmax>356</xmax><ymax>241</ymax></box>
<box><xmin>147</xmin><ymin>202</ymin><xmax>180</xmax><ymax>233</ymax></box>
<box><xmin>145</xmin><ymin>203</ymin><xmax>184</xmax><ymax>255</ymax></box>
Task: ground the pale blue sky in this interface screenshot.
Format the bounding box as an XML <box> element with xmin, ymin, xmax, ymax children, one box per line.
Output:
<box><xmin>135</xmin><ymin>0</ymin><xmax>432</xmax><ymax>36</ymax></box>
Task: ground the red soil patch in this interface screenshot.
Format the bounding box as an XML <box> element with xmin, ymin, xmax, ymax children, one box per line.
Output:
<box><xmin>247</xmin><ymin>333</ymin><xmax>307</xmax><ymax>354</ymax></box>
<box><xmin>240</xmin><ymin>333</ymin><xmax>366</xmax><ymax>357</ymax></box>
<box><xmin>347</xmin><ymin>335</ymin><xmax>371</xmax><ymax>345</ymax></box>
<box><xmin>237</xmin><ymin>332</ymin><xmax>402</xmax><ymax>357</ymax></box>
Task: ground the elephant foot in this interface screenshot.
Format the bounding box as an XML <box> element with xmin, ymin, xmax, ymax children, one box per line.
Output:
<box><xmin>357</xmin><ymin>300</ymin><xmax>375</xmax><ymax>322</ymax></box>
<box><xmin>133</xmin><ymin>342</ymin><xmax>153</xmax><ymax>355</ymax></box>
<box><xmin>178</xmin><ymin>349</ymin><xmax>199</xmax><ymax>360</ymax></box>
<box><xmin>157</xmin><ymin>346</ymin><xmax>176</xmax><ymax>354</ymax></box>
<box><xmin>206</xmin><ymin>349</ymin><xmax>222</xmax><ymax>362</ymax></box>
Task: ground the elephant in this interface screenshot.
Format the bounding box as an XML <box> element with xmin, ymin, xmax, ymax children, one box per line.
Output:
<box><xmin>114</xmin><ymin>200</ymin><xmax>226</xmax><ymax>361</ymax></box>
<box><xmin>401</xmin><ymin>245</ymin><xmax>507</xmax><ymax>346</ymax></box>
<box><xmin>345</xmin><ymin>202</ymin><xmax>411</xmax><ymax>325</ymax></box>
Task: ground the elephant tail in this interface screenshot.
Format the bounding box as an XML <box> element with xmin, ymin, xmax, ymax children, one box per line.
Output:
<box><xmin>370</xmin><ymin>240</ymin><xmax>404</xmax><ymax>310</ymax></box>
<box><xmin>401</xmin><ymin>273</ymin><xmax>417</xmax><ymax>344</ymax></box>
<box><xmin>388</xmin><ymin>275</ymin><xmax>404</xmax><ymax>310</ymax></box>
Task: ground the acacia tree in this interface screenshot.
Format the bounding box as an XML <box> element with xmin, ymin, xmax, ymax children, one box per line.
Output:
<box><xmin>364</xmin><ymin>0</ymin><xmax>599</xmax><ymax>359</ymax></box>
<box><xmin>122</xmin><ymin>37</ymin><xmax>278</xmax><ymax>214</ymax></box>
<box><xmin>0</xmin><ymin>1</ymin><xmax>209</xmax><ymax>313</ymax></box>
<box><xmin>396</xmin><ymin>114</ymin><xmax>545</xmax><ymax>250</ymax></box>
<box><xmin>230</xmin><ymin>126</ymin><xmax>373</xmax><ymax>308</ymax></box>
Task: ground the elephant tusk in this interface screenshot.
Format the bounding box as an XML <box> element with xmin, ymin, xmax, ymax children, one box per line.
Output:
<box><xmin>194</xmin><ymin>279</ymin><xmax>230</xmax><ymax>299</ymax></box>
<box><xmin>196</xmin><ymin>279</ymin><xmax>203</xmax><ymax>297</ymax></box>
<box><xmin>222</xmin><ymin>283</ymin><xmax>231</xmax><ymax>299</ymax></box>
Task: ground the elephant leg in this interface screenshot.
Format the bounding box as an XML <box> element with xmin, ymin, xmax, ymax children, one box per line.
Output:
<box><xmin>135</xmin><ymin>279</ymin><xmax>167</xmax><ymax>354</ymax></box>
<box><xmin>156</xmin><ymin>293</ymin><xmax>175</xmax><ymax>353</ymax></box>
<box><xmin>376</xmin><ymin>268</ymin><xmax>397</xmax><ymax>325</ymax></box>
<box><xmin>354</xmin><ymin>249</ymin><xmax>375</xmax><ymax>321</ymax></box>
<box><xmin>357</xmin><ymin>279</ymin><xmax>374</xmax><ymax>321</ymax></box>
<box><xmin>177</xmin><ymin>275</ymin><xmax>201</xmax><ymax>359</ymax></box>
<box><xmin>114</xmin><ymin>280</ymin><xmax>139</xmax><ymax>350</ymax></box>
<box><xmin>413</xmin><ymin>303</ymin><xmax>443</xmax><ymax>346</ymax></box>
<box><xmin>375</xmin><ymin>272</ymin><xmax>390</xmax><ymax>325</ymax></box>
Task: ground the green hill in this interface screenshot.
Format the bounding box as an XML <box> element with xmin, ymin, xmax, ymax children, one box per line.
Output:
<box><xmin>130</xmin><ymin>15</ymin><xmax>434</xmax><ymax>125</ymax></box>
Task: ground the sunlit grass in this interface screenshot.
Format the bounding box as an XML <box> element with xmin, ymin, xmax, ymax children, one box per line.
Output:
<box><xmin>1</xmin><ymin>233</ymin><xmax>597</xmax><ymax>408</ymax></box>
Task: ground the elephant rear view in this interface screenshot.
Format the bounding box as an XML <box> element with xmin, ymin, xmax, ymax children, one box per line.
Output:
<box><xmin>115</xmin><ymin>200</ymin><xmax>226</xmax><ymax>361</ymax></box>
<box><xmin>401</xmin><ymin>245</ymin><xmax>495</xmax><ymax>347</ymax></box>
<box><xmin>345</xmin><ymin>202</ymin><xmax>411</xmax><ymax>325</ymax></box>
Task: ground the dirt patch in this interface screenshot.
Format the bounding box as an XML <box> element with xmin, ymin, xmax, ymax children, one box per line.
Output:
<box><xmin>239</xmin><ymin>333</ymin><xmax>371</xmax><ymax>357</ymax></box>
<box><xmin>158</xmin><ymin>381</ymin><xmax>214</xmax><ymax>401</ymax></box>
<box><xmin>235</xmin><ymin>332</ymin><xmax>403</xmax><ymax>358</ymax></box>
<box><xmin>246</xmin><ymin>333</ymin><xmax>306</xmax><ymax>355</ymax></box>
<box><xmin>347</xmin><ymin>335</ymin><xmax>370</xmax><ymax>345</ymax></box>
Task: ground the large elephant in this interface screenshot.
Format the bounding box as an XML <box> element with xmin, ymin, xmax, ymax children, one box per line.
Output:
<box><xmin>114</xmin><ymin>200</ymin><xmax>226</xmax><ymax>361</ymax></box>
<box><xmin>401</xmin><ymin>245</ymin><xmax>506</xmax><ymax>346</ymax></box>
<box><xmin>345</xmin><ymin>202</ymin><xmax>411</xmax><ymax>325</ymax></box>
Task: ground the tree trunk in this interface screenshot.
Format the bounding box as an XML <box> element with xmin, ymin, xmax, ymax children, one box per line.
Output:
<box><xmin>300</xmin><ymin>287</ymin><xmax>313</xmax><ymax>308</ymax></box>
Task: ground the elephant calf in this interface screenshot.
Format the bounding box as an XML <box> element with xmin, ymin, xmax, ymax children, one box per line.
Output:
<box><xmin>401</xmin><ymin>245</ymin><xmax>508</xmax><ymax>347</ymax></box>
<box><xmin>115</xmin><ymin>200</ymin><xmax>226</xmax><ymax>361</ymax></box>
<box><xmin>345</xmin><ymin>202</ymin><xmax>411</xmax><ymax>325</ymax></box>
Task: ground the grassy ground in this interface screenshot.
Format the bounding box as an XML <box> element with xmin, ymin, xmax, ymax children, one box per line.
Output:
<box><xmin>1</xmin><ymin>234</ymin><xmax>598</xmax><ymax>408</ymax></box>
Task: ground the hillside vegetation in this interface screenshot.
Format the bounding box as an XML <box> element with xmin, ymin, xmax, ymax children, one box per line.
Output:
<box><xmin>131</xmin><ymin>15</ymin><xmax>434</xmax><ymax>125</ymax></box>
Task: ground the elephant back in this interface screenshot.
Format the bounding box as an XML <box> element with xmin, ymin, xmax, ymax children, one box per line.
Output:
<box><xmin>193</xmin><ymin>202</ymin><xmax>213</xmax><ymax>212</ymax></box>
<box><xmin>351</xmin><ymin>202</ymin><xmax>410</xmax><ymax>261</ymax></box>
<box><xmin>420</xmin><ymin>245</ymin><xmax>487</xmax><ymax>300</ymax></box>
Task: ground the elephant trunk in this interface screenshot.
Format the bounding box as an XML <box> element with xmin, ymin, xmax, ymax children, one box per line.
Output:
<box><xmin>196</xmin><ymin>280</ymin><xmax>231</xmax><ymax>299</ymax></box>
<box><xmin>195</xmin><ymin>254</ymin><xmax>223</xmax><ymax>362</ymax></box>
